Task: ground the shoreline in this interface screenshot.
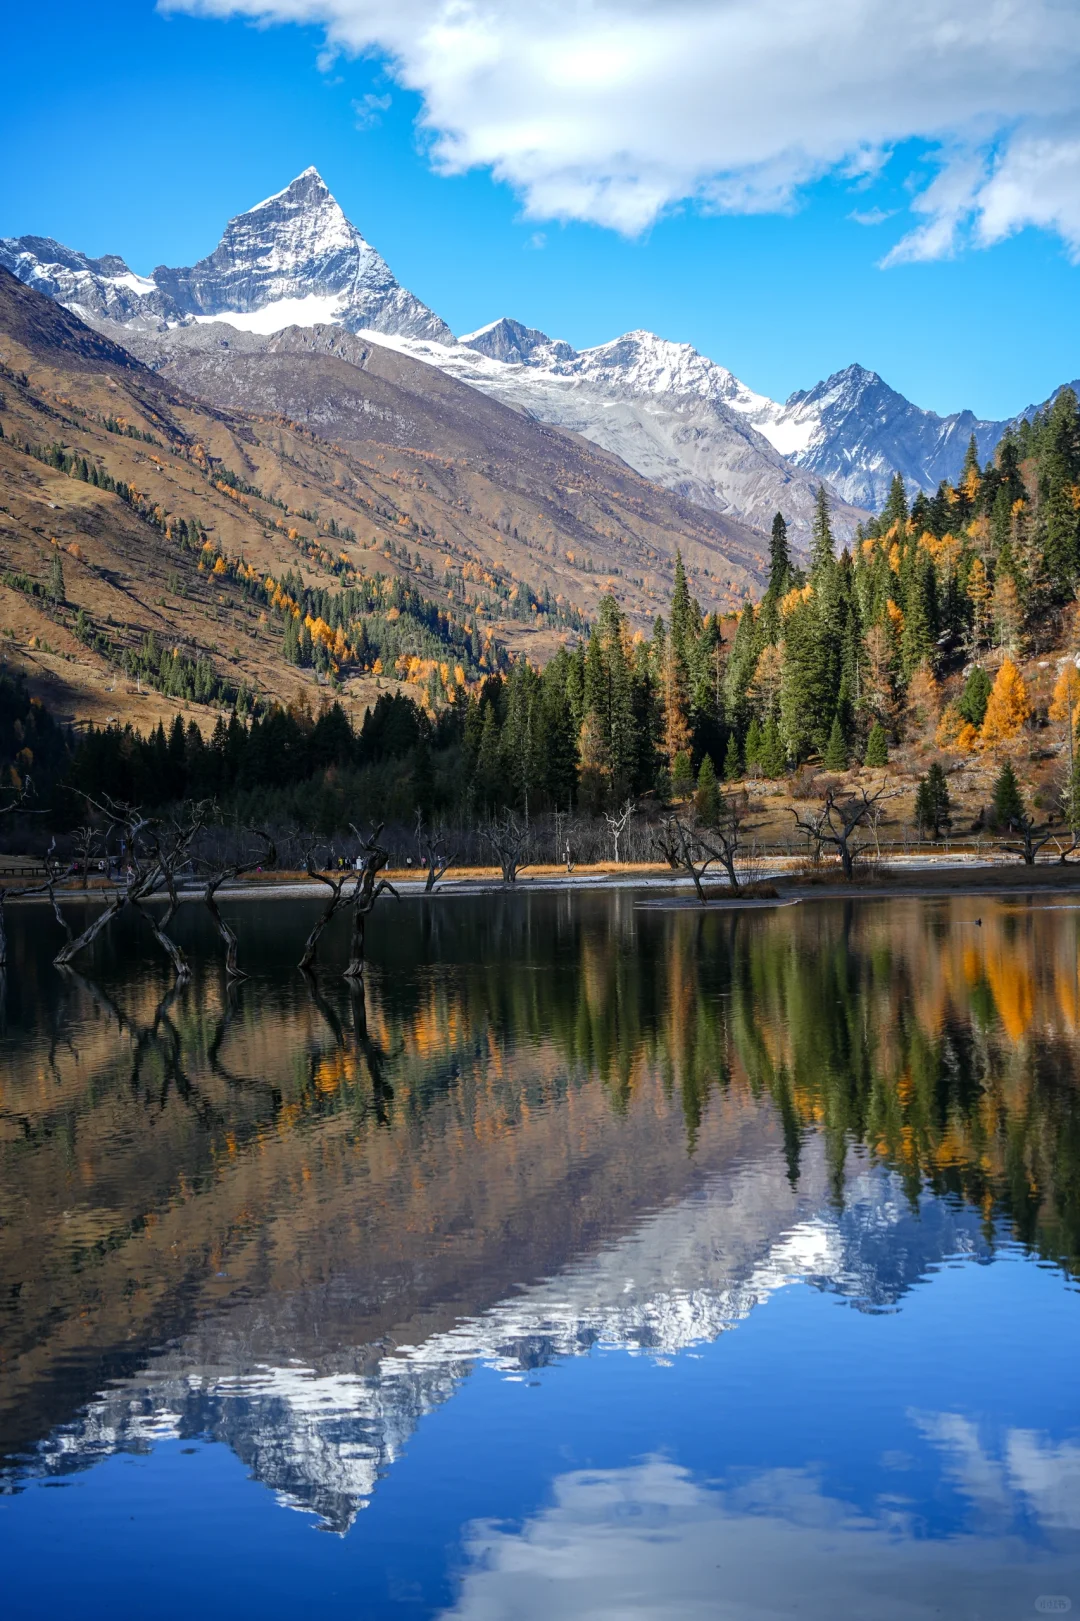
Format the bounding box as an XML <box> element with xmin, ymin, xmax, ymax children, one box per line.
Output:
<box><xmin>6</xmin><ymin>857</ymin><xmax>1080</xmax><ymax>908</ymax></box>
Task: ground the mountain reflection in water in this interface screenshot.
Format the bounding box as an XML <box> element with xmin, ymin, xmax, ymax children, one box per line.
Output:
<box><xmin>1</xmin><ymin>889</ymin><xmax>1079</xmax><ymax>1617</ymax></box>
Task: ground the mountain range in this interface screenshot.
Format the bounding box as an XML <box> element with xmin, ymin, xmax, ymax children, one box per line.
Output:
<box><xmin>6</xmin><ymin>168</ymin><xmax>1069</xmax><ymax>530</ymax></box>
<box><xmin>0</xmin><ymin>256</ymin><xmax>770</xmax><ymax>730</ymax></box>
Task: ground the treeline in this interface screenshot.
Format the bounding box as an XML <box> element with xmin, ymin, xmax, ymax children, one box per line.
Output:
<box><xmin>699</xmin><ymin>385</ymin><xmax>1080</xmax><ymax>777</ymax></box>
<box><xmin>67</xmin><ymin>694</ymin><xmax>458</xmax><ymax>827</ymax></box>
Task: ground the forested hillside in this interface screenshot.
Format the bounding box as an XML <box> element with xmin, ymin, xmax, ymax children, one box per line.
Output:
<box><xmin>0</xmin><ymin>266</ymin><xmax>773</xmax><ymax>745</ymax></box>
<box><xmin>4</xmin><ymin>232</ymin><xmax>1080</xmax><ymax>849</ymax></box>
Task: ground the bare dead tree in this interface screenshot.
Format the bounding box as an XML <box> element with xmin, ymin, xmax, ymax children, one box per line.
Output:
<box><xmin>603</xmin><ymin>798</ymin><xmax>635</xmax><ymax>864</ymax></box>
<box><xmin>482</xmin><ymin>811</ymin><xmax>531</xmax><ymax>885</ymax></box>
<box><xmin>344</xmin><ymin>824</ymin><xmax>399</xmax><ymax>980</ymax></box>
<box><xmin>299</xmin><ymin>854</ymin><xmax>355</xmax><ymax>973</ymax></box>
<box><xmin>658</xmin><ymin>815</ymin><xmax>720</xmax><ymax>903</ymax></box>
<box><xmin>130</xmin><ymin>863</ymin><xmax>189</xmax><ymax>981</ymax></box>
<box><xmin>199</xmin><ymin>827</ymin><xmax>276</xmax><ymax>977</ymax></box>
<box><xmin>693</xmin><ymin>794</ymin><xmax>747</xmax><ymax>894</ymax></box>
<box><xmin>53</xmin><ymin>796</ymin><xmax>206</xmax><ymax>973</ymax></box>
<box><xmin>415</xmin><ymin>809</ymin><xmax>456</xmax><ymax>893</ymax></box>
<box><xmin>652</xmin><ymin>819</ymin><xmax>682</xmax><ymax>871</ymax></box>
<box><xmin>791</xmin><ymin>783</ymin><xmax>890</xmax><ymax>880</ymax></box>
<box><xmin>1004</xmin><ymin>813</ymin><xmax>1057</xmax><ymax>866</ymax></box>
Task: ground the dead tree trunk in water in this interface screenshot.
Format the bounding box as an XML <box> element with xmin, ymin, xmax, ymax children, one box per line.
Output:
<box><xmin>415</xmin><ymin>810</ymin><xmax>456</xmax><ymax>893</ymax></box>
<box><xmin>299</xmin><ymin>863</ymin><xmax>353</xmax><ymax>973</ymax></box>
<box><xmin>131</xmin><ymin>868</ymin><xmax>189</xmax><ymax>982</ymax></box>
<box><xmin>54</xmin><ymin>798</ymin><xmax>208</xmax><ymax>974</ymax></box>
<box><xmin>199</xmin><ymin>830</ymin><xmax>276</xmax><ymax>977</ymax></box>
<box><xmin>658</xmin><ymin>815</ymin><xmax>718</xmax><ymax>904</ymax></box>
<box><xmin>344</xmin><ymin>825</ymin><xmax>399</xmax><ymax>981</ymax></box>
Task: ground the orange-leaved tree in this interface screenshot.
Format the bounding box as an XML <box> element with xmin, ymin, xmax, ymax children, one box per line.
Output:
<box><xmin>980</xmin><ymin>658</ymin><xmax>1030</xmax><ymax>746</ymax></box>
<box><xmin>1049</xmin><ymin>662</ymin><xmax>1080</xmax><ymax>729</ymax></box>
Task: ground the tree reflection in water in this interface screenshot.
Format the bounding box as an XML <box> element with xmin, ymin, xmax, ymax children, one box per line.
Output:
<box><xmin>1</xmin><ymin>889</ymin><xmax>1079</xmax><ymax>1488</ymax></box>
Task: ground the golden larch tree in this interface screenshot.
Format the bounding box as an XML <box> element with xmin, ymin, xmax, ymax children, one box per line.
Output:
<box><xmin>980</xmin><ymin>659</ymin><xmax>1030</xmax><ymax>746</ymax></box>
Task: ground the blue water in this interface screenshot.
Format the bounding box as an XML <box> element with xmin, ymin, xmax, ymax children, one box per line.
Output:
<box><xmin>1</xmin><ymin>891</ymin><xmax>1079</xmax><ymax>1618</ymax></box>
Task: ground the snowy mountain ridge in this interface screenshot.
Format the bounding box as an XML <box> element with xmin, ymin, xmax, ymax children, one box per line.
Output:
<box><xmin>369</xmin><ymin>320</ymin><xmax>865</xmax><ymax>541</ymax></box>
<box><xmin>3</xmin><ymin>168</ymin><xmax>1068</xmax><ymax>524</ymax></box>
<box><xmin>0</xmin><ymin>169</ymin><xmax>450</xmax><ymax>344</ymax></box>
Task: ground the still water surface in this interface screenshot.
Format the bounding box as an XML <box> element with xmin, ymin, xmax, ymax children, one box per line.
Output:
<box><xmin>1</xmin><ymin>889</ymin><xmax>1079</xmax><ymax>1618</ymax></box>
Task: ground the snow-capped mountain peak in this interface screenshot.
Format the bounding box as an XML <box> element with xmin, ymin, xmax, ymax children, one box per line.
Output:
<box><xmin>0</xmin><ymin>169</ymin><xmax>451</xmax><ymax>344</ymax></box>
<box><xmin>5</xmin><ymin>169</ymin><xmax>1068</xmax><ymax>524</ymax></box>
<box><xmin>460</xmin><ymin>315</ymin><xmax>575</xmax><ymax>366</ymax></box>
<box><xmin>151</xmin><ymin>168</ymin><xmax>451</xmax><ymax>342</ymax></box>
<box><xmin>571</xmin><ymin>329</ymin><xmax>772</xmax><ymax>416</ymax></box>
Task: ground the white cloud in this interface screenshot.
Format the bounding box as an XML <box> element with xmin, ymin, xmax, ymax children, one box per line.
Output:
<box><xmin>169</xmin><ymin>0</ymin><xmax>1080</xmax><ymax>253</ymax></box>
<box><xmin>437</xmin><ymin>1455</ymin><xmax>1080</xmax><ymax>1620</ymax></box>
<box><xmin>352</xmin><ymin>90</ymin><xmax>391</xmax><ymax>128</ymax></box>
<box><xmin>850</xmin><ymin>206</ymin><xmax>897</xmax><ymax>227</ymax></box>
<box><xmin>976</xmin><ymin>129</ymin><xmax>1080</xmax><ymax>259</ymax></box>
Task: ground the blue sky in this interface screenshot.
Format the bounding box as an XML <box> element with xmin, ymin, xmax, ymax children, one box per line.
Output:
<box><xmin>3</xmin><ymin>0</ymin><xmax>1079</xmax><ymax>419</ymax></box>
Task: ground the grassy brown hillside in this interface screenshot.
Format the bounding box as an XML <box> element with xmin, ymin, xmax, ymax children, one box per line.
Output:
<box><xmin>0</xmin><ymin>269</ymin><xmax>769</xmax><ymax>730</ymax></box>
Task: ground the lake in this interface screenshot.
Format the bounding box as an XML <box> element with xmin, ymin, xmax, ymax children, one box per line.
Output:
<box><xmin>1</xmin><ymin>888</ymin><xmax>1078</xmax><ymax>1619</ymax></box>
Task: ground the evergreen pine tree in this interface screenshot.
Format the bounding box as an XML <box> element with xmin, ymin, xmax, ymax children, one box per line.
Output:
<box><xmin>991</xmin><ymin>758</ymin><xmax>1025</xmax><ymax>830</ymax></box>
<box><xmin>723</xmin><ymin>731</ymin><xmax>742</xmax><ymax>782</ymax></box>
<box><xmin>914</xmin><ymin>762</ymin><xmax>951</xmax><ymax>835</ymax></box>
<box><xmin>48</xmin><ymin>551</ymin><xmax>65</xmax><ymax>606</ymax></box>
<box><xmin>864</xmin><ymin>721</ymin><xmax>888</xmax><ymax>767</ymax></box>
<box><xmin>882</xmin><ymin>472</ymin><xmax>909</xmax><ymax>529</ymax></box>
<box><xmin>760</xmin><ymin>715</ymin><xmax>787</xmax><ymax>778</ymax></box>
<box><xmin>810</xmin><ymin>485</ymin><xmax>835</xmax><ymax>579</ymax></box>
<box><xmin>744</xmin><ymin>716</ymin><xmax>763</xmax><ymax>773</ymax></box>
<box><xmin>823</xmin><ymin>712</ymin><xmax>848</xmax><ymax>771</ymax></box>
<box><xmin>957</xmin><ymin>665</ymin><xmax>992</xmax><ymax>727</ymax></box>
<box><xmin>768</xmin><ymin>512</ymin><xmax>791</xmax><ymax>597</ymax></box>
<box><xmin>669</xmin><ymin>551</ymin><xmax>696</xmax><ymax>663</ymax></box>
<box><xmin>671</xmin><ymin>749</ymin><xmax>695</xmax><ymax>799</ymax></box>
<box><xmin>694</xmin><ymin>754</ymin><xmax>720</xmax><ymax>825</ymax></box>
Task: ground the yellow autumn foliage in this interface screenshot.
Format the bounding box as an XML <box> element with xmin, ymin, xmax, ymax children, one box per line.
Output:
<box><xmin>980</xmin><ymin>658</ymin><xmax>1030</xmax><ymax>746</ymax></box>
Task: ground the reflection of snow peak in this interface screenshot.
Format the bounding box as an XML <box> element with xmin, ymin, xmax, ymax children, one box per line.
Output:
<box><xmin>16</xmin><ymin>1150</ymin><xmax>989</xmax><ymax>1532</ymax></box>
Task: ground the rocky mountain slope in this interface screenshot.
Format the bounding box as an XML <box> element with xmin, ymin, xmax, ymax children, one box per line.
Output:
<box><xmin>0</xmin><ymin>268</ymin><xmax>768</xmax><ymax>727</ymax></box>
<box><xmin>6</xmin><ymin>167</ymin><xmax>1072</xmax><ymax>532</ymax></box>
<box><xmin>0</xmin><ymin>169</ymin><xmax>450</xmax><ymax>343</ymax></box>
<box><xmin>2</xmin><ymin>173</ymin><xmax>861</xmax><ymax>541</ymax></box>
<box><xmin>734</xmin><ymin>363</ymin><xmax>1080</xmax><ymax>510</ymax></box>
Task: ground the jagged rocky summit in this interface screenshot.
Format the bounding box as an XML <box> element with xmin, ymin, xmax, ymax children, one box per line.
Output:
<box><xmin>3</xmin><ymin>170</ymin><xmax>1073</xmax><ymax>522</ymax></box>
<box><xmin>0</xmin><ymin>169</ymin><xmax>450</xmax><ymax>343</ymax></box>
